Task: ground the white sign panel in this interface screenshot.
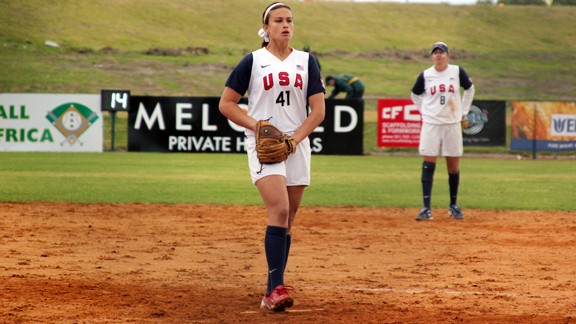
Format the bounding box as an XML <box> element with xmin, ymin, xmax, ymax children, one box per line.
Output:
<box><xmin>0</xmin><ymin>93</ymin><xmax>103</xmax><ymax>152</ymax></box>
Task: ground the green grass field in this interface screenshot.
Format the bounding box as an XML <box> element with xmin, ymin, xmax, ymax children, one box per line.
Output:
<box><xmin>1</xmin><ymin>1</ymin><xmax>575</xmax><ymax>211</ymax></box>
<box><xmin>1</xmin><ymin>1</ymin><xmax>575</xmax><ymax>101</ymax></box>
<box><xmin>1</xmin><ymin>152</ymin><xmax>574</xmax><ymax>211</ymax></box>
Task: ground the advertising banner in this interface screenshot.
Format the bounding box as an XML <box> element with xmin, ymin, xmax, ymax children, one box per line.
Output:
<box><xmin>511</xmin><ymin>101</ymin><xmax>576</xmax><ymax>151</ymax></box>
<box><xmin>377</xmin><ymin>98</ymin><xmax>420</xmax><ymax>148</ymax></box>
<box><xmin>128</xmin><ymin>96</ymin><xmax>364</xmax><ymax>155</ymax></box>
<box><xmin>0</xmin><ymin>93</ymin><xmax>103</xmax><ymax>152</ymax></box>
<box><xmin>377</xmin><ymin>99</ymin><xmax>506</xmax><ymax>148</ymax></box>
<box><xmin>463</xmin><ymin>101</ymin><xmax>506</xmax><ymax>146</ymax></box>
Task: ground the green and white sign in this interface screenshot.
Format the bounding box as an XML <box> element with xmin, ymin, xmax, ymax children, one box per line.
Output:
<box><xmin>0</xmin><ymin>93</ymin><xmax>103</xmax><ymax>152</ymax></box>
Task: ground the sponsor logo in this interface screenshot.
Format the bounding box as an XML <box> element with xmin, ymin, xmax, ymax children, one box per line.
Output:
<box><xmin>46</xmin><ymin>103</ymin><xmax>99</xmax><ymax>146</ymax></box>
<box><xmin>463</xmin><ymin>105</ymin><xmax>488</xmax><ymax>135</ymax></box>
<box><xmin>551</xmin><ymin>114</ymin><xmax>576</xmax><ymax>137</ymax></box>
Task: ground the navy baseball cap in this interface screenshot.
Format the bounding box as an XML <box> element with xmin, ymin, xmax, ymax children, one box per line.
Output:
<box><xmin>431</xmin><ymin>42</ymin><xmax>449</xmax><ymax>54</ymax></box>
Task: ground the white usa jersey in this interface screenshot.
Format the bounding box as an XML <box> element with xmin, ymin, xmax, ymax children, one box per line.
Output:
<box><xmin>411</xmin><ymin>64</ymin><xmax>474</xmax><ymax>125</ymax></box>
<box><xmin>225</xmin><ymin>47</ymin><xmax>324</xmax><ymax>136</ymax></box>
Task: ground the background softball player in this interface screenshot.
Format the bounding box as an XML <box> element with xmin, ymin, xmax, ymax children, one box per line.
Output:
<box><xmin>218</xmin><ymin>2</ymin><xmax>325</xmax><ymax>312</ymax></box>
<box><xmin>410</xmin><ymin>41</ymin><xmax>475</xmax><ymax>221</ymax></box>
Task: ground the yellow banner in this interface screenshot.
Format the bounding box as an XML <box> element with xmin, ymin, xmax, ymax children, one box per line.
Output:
<box><xmin>512</xmin><ymin>101</ymin><xmax>576</xmax><ymax>141</ymax></box>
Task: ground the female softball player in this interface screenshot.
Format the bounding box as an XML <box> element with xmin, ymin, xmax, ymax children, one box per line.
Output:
<box><xmin>410</xmin><ymin>42</ymin><xmax>475</xmax><ymax>221</ymax></box>
<box><xmin>218</xmin><ymin>2</ymin><xmax>325</xmax><ymax>312</ymax></box>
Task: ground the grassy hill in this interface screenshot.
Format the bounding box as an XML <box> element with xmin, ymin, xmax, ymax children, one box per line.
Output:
<box><xmin>1</xmin><ymin>0</ymin><xmax>575</xmax><ymax>102</ymax></box>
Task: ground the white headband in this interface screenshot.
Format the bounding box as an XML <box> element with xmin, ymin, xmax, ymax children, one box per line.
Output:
<box><xmin>262</xmin><ymin>3</ymin><xmax>287</xmax><ymax>23</ymax></box>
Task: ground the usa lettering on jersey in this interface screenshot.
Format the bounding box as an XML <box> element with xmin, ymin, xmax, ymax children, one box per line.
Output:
<box><xmin>263</xmin><ymin>72</ymin><xmax>304</xmax><ymax>91</ymax></box>
<box><xmin>429</xmin><ymin>84</ymin><xmax>456</xmax><ymax>95</ymax></box>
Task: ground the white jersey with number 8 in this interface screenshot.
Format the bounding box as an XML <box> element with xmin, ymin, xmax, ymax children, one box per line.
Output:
<box><xmin>411</xmin><ymin>64</ymin><xmax>474</xmax><ymax>125</ymax></box>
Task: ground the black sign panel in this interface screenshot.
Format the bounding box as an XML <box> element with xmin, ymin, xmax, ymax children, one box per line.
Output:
<box><xmin>463</xmin><ymin>100</ymin><xmax>506</xmax><ymax>146</ymax></box>
<box><xmin>316</xmin><ymin>99</ymin><xmax>364</xmax><ymax>155</ymax></box>
<box><xmin>101</xmin><ymin>90</ymin><xmax>131</xmax><ymax>112</ymax></box>
<box><xmin>128</xmin><ymin>96</ymin><xmax>364</xmax><ymax>155</ymax></box>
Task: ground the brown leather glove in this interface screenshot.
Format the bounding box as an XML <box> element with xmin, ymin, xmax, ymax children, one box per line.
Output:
<box><xmin>255</xmin><ymin>120</ymin><xmax>297</xmax><ymax>164</ymax></box>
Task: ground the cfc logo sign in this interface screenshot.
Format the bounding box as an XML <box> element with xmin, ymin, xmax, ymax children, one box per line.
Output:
<box><xmin>380</xmin><ymin>105</ymin><xmax>420</xmax><ymax>121</ymax></box>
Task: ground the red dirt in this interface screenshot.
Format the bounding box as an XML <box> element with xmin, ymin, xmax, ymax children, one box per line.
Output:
<box><xmin>1</xmin><ymin>202</ymin><xmax>575</xmax><ymax>323</ymax></box>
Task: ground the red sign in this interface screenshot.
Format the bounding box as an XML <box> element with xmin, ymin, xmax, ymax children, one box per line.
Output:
<box><xmin>377</xmin><ymin>99</ymin><xmax>422</xmax><ymax>148</ymax></box>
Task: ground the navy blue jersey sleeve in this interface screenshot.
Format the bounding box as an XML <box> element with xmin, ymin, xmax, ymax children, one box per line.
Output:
<box><xmin>225</xmin><ymin>54</ymin><xmax>253</xmax><ymax>96</ymax></box>
<box><xmin>307</xmin><ymin>54</ymin><xmax>325</xmax><ymax>97</ymax></box>
<box><xmin>411</xmin><ymin>72</ymin><xmax>425</xmax><ymax>95</ymax></box>
<box><xmin>459</xmin><ymin>67</ymin><xmax>473</xmax><ymax>90</ymax></box>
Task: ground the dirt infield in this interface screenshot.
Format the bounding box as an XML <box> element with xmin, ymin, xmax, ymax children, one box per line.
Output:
<box><xmin>1</xmin><ymin>202</ymin><xmax>574</xmax><ymax>323</ymax></box>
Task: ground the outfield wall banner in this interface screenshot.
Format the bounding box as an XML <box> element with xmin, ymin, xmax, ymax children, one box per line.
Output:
<box><xmin>377</xmin><ymin>98</ymin><xmax>420</xmax><ymax>148</ymax></box>
<box><xmin>128</xmin><ymin>96</ymin><xmax>364</xmax><ymax>155</ymax></box>
<box><xmin>0</xmin><ymin>93</ymin><xmax>103</xmax><ymax>152</ymax></box>
<box><xmin>377</xmin><ymin>99</ymin><xmax>506</xmax><ymax>148</ymax></box>
<box><xmin>462</xmin><ymin>100</ymin><xmax>506</xmax><ymax>146</ymax></box>
<box><xmin>511</xmin><ymin>101</ymin><xmax>576</xmax><ymax>151</ymax></box>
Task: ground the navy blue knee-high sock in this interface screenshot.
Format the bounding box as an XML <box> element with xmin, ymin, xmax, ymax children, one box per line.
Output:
<box><xmin>421</xmin><ymin>161</ymin><xmax>436</xmax><ymax>209</ymax></box>
<box><xmin>449</xmin><ymin>171</ymin><xmax>460</xmax><ymax>205</ymax></box>
<box><xmin>267</xmin><ymin>234</ymin><xmax>292</xmax><ymax>294</ymax></box>
<box><xmin>265</xmin><ymin>226</ymin><xmax>287</xmax><ymax>295</ymax></box>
